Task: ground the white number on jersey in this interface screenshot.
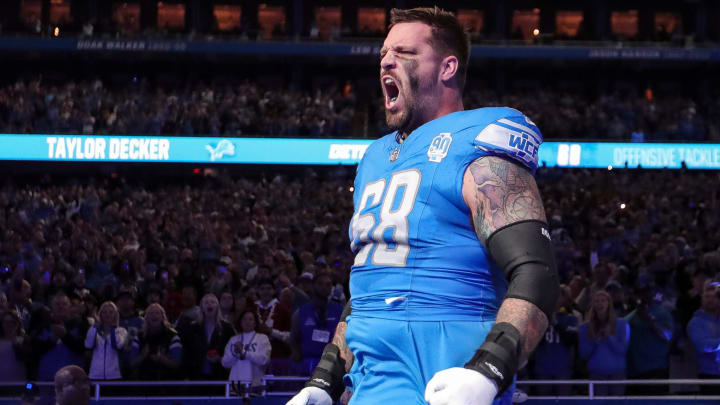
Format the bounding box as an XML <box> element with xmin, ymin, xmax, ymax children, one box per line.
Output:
<box><xmin>351</xmin><ymin>170</ymin><xmax>421</xmax><ymax>267</ymax></box>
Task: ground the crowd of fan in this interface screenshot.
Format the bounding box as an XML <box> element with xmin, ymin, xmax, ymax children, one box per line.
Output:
<box><xmin>376</xmin><ymin>87</ymin><xmax>717</xmax><ymax>142</ymax></box>
<box><xmin>0</xmin><ymin>78</ymin><xmax>357</xmax><ymax>138</ymax></box>
<box><xmin>1</xmin><ymin>77</ymin><xmax>719</xmax><ymax>141</ymax></box>
<box><xmin>0</xmin><ymin>166</ymin><xmax>719</xmax><ymax>397</ymax></box>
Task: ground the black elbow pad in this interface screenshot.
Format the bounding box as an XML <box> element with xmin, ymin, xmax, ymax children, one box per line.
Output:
<box><xmin>487</xmin><ymin>220</ymin><xmax>560</xmax><ymax>320</ymax></box>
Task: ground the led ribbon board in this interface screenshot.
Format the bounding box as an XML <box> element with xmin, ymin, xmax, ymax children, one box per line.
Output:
<box><xmin>0</xmin><ymin>135</ymin><xmax>719</xmax><ymax>169</ymax></box>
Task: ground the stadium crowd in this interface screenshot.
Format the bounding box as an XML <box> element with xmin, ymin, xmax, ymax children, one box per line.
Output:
<box><xmin>1</xmin><ymin>77</ymin><xmax>718</xmax><ymax>141</ymax></box>
<box><xmin>0</xmin><ymin>163</ymin><xmax>720</xmax><ymax>395</ymax></box>
<box><xmin>0</xmin><ymin>78</ymin><xmax>357</xmax><ymax>139</ymax></box>
<box><xmin>0</xmin><ymin>165</ymin><xmax>719</xmax><ymax>395</ymax></box>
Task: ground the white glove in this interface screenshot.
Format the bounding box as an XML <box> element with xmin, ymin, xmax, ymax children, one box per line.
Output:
<box><xmin>424</xmin><ymin>367</ymin><xmax>498</xmax><ymax>405</ymax></box>
<box><xmin>285</xmin><ymin>386</ymin><xmax>333</xmax><ymax>405</ymax></box>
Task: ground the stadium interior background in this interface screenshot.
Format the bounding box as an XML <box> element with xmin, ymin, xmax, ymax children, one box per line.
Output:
<box><xmin>1</xmin><ymin>0</ymin><xmax>720</xmax><ymax>404</ymax></box>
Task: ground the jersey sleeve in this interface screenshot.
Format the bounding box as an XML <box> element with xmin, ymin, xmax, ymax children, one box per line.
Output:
<box><xmin>471</xmin><ymin>112</ymin><xmax>543</xmax><ymax>173</ymax></box>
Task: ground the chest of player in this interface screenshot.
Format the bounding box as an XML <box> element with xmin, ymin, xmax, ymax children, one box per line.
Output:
<box><xmin>357</xmin><ymin>129</ymin><xmax>471</xmax><ymax>214</ymax></box>
<box><xmin>350</xmin><ymin>130</ymin><xmax>476</xmax><ymax>266</ymax></box>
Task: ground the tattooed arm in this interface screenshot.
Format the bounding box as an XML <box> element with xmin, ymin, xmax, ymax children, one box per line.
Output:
<box><xmin>332</xmin><ymin>321</ymin><xmax>354</xmax><ymax>372</ymax></box>
<box><xmin>331</xmin><ymin>321</ymin><xmax>354</xmax><ymax>404</ymax></box>
<box><xmin>461</xmin><ymin>155</ymin><xmax>549</xmax><ymax>367</ymax></box>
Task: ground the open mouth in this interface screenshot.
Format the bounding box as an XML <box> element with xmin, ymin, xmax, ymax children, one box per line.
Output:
<box><xmin>382</xmin><ymin>75</ymin><xmax>401</xmax><ymax>110</ymax></box>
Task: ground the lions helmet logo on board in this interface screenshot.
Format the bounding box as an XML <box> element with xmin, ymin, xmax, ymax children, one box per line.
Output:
<box><xmin>205</xmin><ymin>139</ymin><xmax>235</xmax><ymax>161</ymax></box>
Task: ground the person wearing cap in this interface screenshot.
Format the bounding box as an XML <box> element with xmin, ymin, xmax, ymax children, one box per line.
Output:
<box><xmin>292</xmin><ymin>272</ymin><xmax>314</xmax><ymax>309</ymax></box>
<box><xmin>625</xmin><ymin>276</ymin><xmax>674</xmax><ymax>394</ymax></box>
<box><xmin>687</xmin><ymin>280</ymin><xmax>720</xmax><ymax>395</ymax></box>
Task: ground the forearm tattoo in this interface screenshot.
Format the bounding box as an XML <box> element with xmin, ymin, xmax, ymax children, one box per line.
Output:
<box><xmin>495</xmin><ymin>298</ymin><xmax>548</xmax><ymax>367</ymax></box>
<box><xmin>332</xmin><ymin>321</ymin><xmax>354</xmax><ymax>372</ymax></box>
<box><xmin>468</xmin><ymin>156</ymin><xmax>546</xmax><ymax>246</ymax></box>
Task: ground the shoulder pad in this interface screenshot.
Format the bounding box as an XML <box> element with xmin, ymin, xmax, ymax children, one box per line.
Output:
<box><xmin>473</xmin><ymin>114</ymin><xmax>542</xmax><ymax>173</ymax></box>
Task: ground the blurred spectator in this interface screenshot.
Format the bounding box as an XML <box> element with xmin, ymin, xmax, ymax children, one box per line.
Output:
<box><xmin>131</xmin><ymin>303</ymin><xmax>182</xmax><ymax>380</ymax></box>
<box><xmin>575</xmin><ymin>262</ymin><xmax>613</xmax><ymax>314</ymax></box>
<box><xmin>578</xmin><ymin>290</ymin><xmax>630</xmax><ymax>396</ymax></box>
<box><xmin>0</xmin><ymin>310</ymin><xmax>27</xmax><ymax>381</ymax></box>
<box><xmin>219</xmin><ymin>291</ymin><xmax>235</xmax><ymax>323</ymax></box>
<box><xmin>69</xmin><ymin>292</ymin><xmax>93</xmax><ymax>331</ymax></box>
<box><xmin>687</xmin><ymin>280</ymin><xmax>720</xmax><ymax>395</ymax></box>
<box><xmin>222</xmin><ymin>310</ymin><xmax>271</xmax><ymax>391</ymax></box>
<box><xmin>531</xmin><ymin>285</ymin><xmax>579</xmax><ymax>395</ymax></box>
<box><xmin>625</xmin><ymin>280</ymin><xmax>674</xmax><ymax>394</ymax></box>
<box><xmin>54</xmin><ymin>365</ymin><xmax>90</xmax><ymax>405</ymax></box>
<box><xmin>174</xmin><ymin>285</ymin><xmax>202</xmax><ymax>327</ymax></box>
<box><xmin>329</xmin><ymin>263</ymin><xmax>348</xmax><ymax>306</ymax></box>
<box><xmin>178</xmin><ymin>293</ymin><xmax>234</xmax><ymax>380</ymax></box>
<box><xmin>231</xmin><ymin>292</ymin><xmax>252</xmax><ymax>328</ymax></box>
<box><xmin>255</xmin><ymin>279</ymin><xmax>292</xmax><ymax>374</ymax></box>
<box><xmin>117</xmin><ymin>292</ymin><xmax>143</xmax><ymax>337</ymax></box>
<box><xmin>30</xmin><ymin>292</ymin><xmax>87</xmax><ymax>381</ymax></box>
<box><xmin>607</xmin><ymin>281</ymin><xmax>631</xmax><ymax>318</ymax></box>
<box><xmin>8</xmin><ymin>279</ymin><xmax>32</xmax><ymax>329</ymax></box>
<box><xmin>290</xmin><ymin>272</ymin><xmax>343</xmax><ymax>375</ymax></box>
<box><xmin>84</xmin><ymin>301</ymin><xmax>128</xmax><ymax>380</ymax></box>
<box><xmin>287</xmin><ymin>272</ymin><xmax>314</xmax><ymax>310</ymax></box>
<box><xmin>676</xmin><ymin>265</ymin><xmax>708</xmax><ymax>330</ymax></box>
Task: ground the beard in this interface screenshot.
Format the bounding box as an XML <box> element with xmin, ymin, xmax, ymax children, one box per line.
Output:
<box><xmin>385</xmin><ymin>95</ymin><xmax>414</xmax><ymax>133</ymax></box>
<box><xmin>384</xmin><ymin>62</ymin><xmax>437</xmax><ymax>135</ymax></box>
<box><xmin>385</xmin><ymin>73</ymin><xmax>419</xmax><ymax>134</ymax></box>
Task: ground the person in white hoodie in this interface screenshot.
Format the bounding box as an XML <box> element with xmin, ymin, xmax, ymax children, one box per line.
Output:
<box><xmin>85</xmin><ymin>301</ymin><xmax>128</xmax><ymax>380</ymax></box>
<box><xmin>222</xmin><ymin>309</ymin><xmax>271</xmax><ymax>390</ymax></box>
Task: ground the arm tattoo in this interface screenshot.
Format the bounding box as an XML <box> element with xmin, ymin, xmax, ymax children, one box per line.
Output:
<box><xmin>495</xmin><ymin>298</ymin><xmax>547</xmax><ymax>367</ymax></box>
<box><xmin>467</xmin><ymin>156</ymin><xmax>546</xmax><ymax>246</ymax></box>
<box><xmin>464</xmin><ymin>156</ymin><xmax>549</xmax><ymax>364</ymax></box>
<box><xmin>332</xmin><ymin>321</ymin><xmax>353</xmax><ymax>372</ymax></box>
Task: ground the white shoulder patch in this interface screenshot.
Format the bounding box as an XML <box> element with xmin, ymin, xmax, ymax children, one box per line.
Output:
<box><xmin>474</xmin><ymin>120</ymin><xmax>540</xmax><ymax>171</ymax></box>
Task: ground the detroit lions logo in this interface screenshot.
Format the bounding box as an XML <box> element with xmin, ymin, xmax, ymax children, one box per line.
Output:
<box><xmin>205</xmin><ymin>139</ymin><xmax>235</xmax><ymax>161</ymax></box>
<box><xmin>427</xmin><ymin>132</ymin><xmax>452</xmax><ymax>163</ymax></box>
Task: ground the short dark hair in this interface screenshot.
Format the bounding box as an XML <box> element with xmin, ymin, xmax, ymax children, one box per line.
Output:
<box><xmin>389</xmin><ymin>7</ymin><xmax>471</xmax><ymax>91</ymax></box>
<box><xmin>236</xmin><ymin>309</ymin><xmax>259</xmax><ymax>332</ymax></box>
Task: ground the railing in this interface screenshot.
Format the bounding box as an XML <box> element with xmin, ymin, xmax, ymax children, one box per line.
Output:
<box><xmin>4</xmin><ymin>378</ymin><xmax>720</xmax><ymax>401</ymax></box>
<box><xmin>515</xmin><ymin>379</ymin><xmax>720</xmax><ymax>401</ymax></box>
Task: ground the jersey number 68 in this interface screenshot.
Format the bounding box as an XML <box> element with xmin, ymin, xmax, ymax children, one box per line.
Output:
<box><xmin>350</xmin><ymin>169</ymin><xmax>421</xmax><ymax>267</ymax></box>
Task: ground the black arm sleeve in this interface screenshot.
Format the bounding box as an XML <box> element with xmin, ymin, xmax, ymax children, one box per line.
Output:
<box><xmin>486</xmin><ymin>219</ymin><xmax>560</xmax><ymax>320</ymax></box>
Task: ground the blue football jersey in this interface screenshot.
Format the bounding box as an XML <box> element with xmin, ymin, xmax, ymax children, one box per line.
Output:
<box><xmin>348</xmin><ymin>107</ymin><xmax>542</xmax><ymax>321</ymax></box>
